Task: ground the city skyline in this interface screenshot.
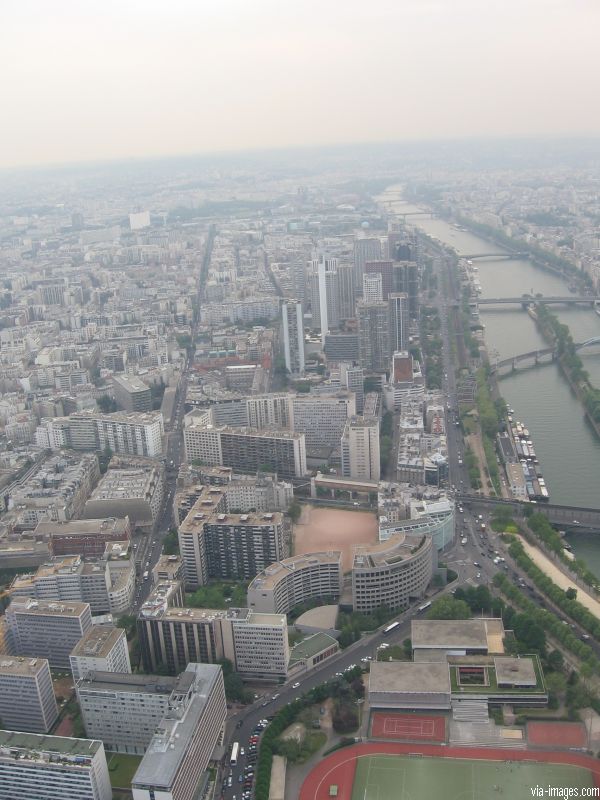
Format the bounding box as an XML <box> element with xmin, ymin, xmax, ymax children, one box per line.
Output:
<box><xmin>2</xmin><ymin>0</ymin><xmax>600</xmax><ymax>169</ymax></box>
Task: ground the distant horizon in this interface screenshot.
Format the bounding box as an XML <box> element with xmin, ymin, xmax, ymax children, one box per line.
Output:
<box><xmin>3</xmin><ymin>1</ymin><xmax>599</xmax><ymax>171</ymax></box>
<box><xmin>4</xmin><ymin>133</ymin><xmax>600</xmax><ymax>176</ymax></box>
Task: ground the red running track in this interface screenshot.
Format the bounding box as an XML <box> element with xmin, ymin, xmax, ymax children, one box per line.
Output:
<box><xmin>298</xmin><ymin>742</ymin><xmax>600</xmax><ymax>800</ymax></box>
<box><xmin>371</xmin><ymin>711</ymin><xmax>446</xmax><ymax>742</ymax></box>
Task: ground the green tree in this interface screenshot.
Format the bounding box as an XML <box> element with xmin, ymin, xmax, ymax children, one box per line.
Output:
<box><xmin>287</xmin><ymin>501</ymin><xmax>302</xmax><ymax>524</ymax></box>
<box><xmin>162</xmin><ymin>528</ymin><xmax>179</xmax><ymax>555</ymax></box>
<box><xmin>565</xmin><ymin>587</ymin><xmax>577</xmax><ymax>601</ymax></box>
<box><xmin>426</xmin><ymin>596</ymin><xmax>471</xmax><ymax>620</ymax></box>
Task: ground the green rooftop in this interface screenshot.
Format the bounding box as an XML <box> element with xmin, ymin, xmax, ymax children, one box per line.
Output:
<box><xmin>289</xmin><ymin>632</ymin><xmax>338</xmax><ymax>664</ymax></box>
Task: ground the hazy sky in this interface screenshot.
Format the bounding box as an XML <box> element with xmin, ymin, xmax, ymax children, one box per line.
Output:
<box><xmin>2</xmin><ymin>0</ymin><xmax>599</xmax><ymax>168</ymax></box>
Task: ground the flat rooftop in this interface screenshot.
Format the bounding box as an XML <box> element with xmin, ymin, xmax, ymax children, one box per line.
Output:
<box><xmin>494</xmin><ymin>656</ymin><xmax>537</xmax><ymax>686</ymax></box>
<box><xmin>0</xmin><ymin>729</ymin><xmax>101</xmax><ymax>758</ymax></box>
<box><xmin>353</xmin><ymin>531</ymin><xmax>428</xmax><ymax>569</ymax></box>
<box><xmin>70</xmin><ymin>625</ymin><xmax>125</xmax><ymax>659</ymax></box>
<box><xmin>289</xmin><ymin>633</ymin><xmax>338</xmax><ymax>664</ymax></box>
<box><xmin>9</xmin><ymin>598</ymin><xmax>89</xmax><ymax>617</ymax></box>
<box><xmin>0</xmin><ymin>656</ymin><xmax>49</xmax><ymax>677</ymax></box>
<box><xmin>412</xmin><ymin>619</ymin><xmax>503</xmax><ymax>651</ymax></box>
<box><xmin>78</xmin><ymin>671</ymin><xmax>176</xmax><ymax>695</ymax></box>
<box><xmin>37</xmin><ymin>517</ymin><xmax>130</xmax><ymax>537</ymax></box>
<box><xmin>369</xmin><ymin>661</ymin><xmax>451</xmax><ymax>695</ymax></box>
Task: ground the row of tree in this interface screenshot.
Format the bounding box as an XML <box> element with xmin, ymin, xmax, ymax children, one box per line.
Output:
<box><xmin>508</xmin><ymin>538</ymin><xmax>600</xmax><ymax>652</ymax></box>
<box><xmin>526</xmin><ymin>513</ymin><xmax>599</xmax><ymax>590</ymax></box>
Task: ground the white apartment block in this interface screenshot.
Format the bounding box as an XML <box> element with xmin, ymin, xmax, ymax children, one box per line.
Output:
<box><xmin>37</xmin><ymin>411</ymin><xmax>164</xmax><ymax>457</ymax></box>
<box><xmin>281</xmin><ymin>299</ymin><xmax>305</xmax><ymax>374</ymax></box>
<box><xmin>77</xmin><ymin>672</ymin><xmax>174</xmax><ymax>755</ymax></box>
<box><xmin>231</xmin><ymin>612</ymin><xmax>289</xmax><ymax>681</ymax></box>
<box><xmin>246</xmin><ymin>393</ymin><xmax>293</xmax><ymax>429</ymax></box>
<box><xmin>0</xmin><ymin>730</ymin><xmax>112</xmax><ymax>800</ymax></box>
<box><xmin>131</xmin><ymin>664</ymin><xmax>226</xmax><ymax>800</ymax></box>
<box><xmin>0</xmin><ymin>657</ymin><xmax>59</xmax><ymax>734</ymax></box>
<box><xmin>70</xmin><ymin>625</ymin><xmax>132</xmax><ymax>681</ymax></box>
<box><xmin>341</xmin><ymin>415</ymin><xmax>381</xmax><ymax>481</ymax></box>
<box><xmin>292</xmin><ymin>391</ymin><xmax>355</xmax><ymax>450</ymax></box>
<box><xmin>6</xmin><ymin>598</ymin><xmax>93</xmax><ymax>670</ymax></box>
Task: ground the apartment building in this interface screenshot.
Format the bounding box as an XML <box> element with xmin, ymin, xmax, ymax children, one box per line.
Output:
<box><xmin>0</xmin><ymin>657</ymin><xmax>58</xmax><ymax>733</ymax></box>
<box><xmin>0</xmin><ymin>730</ymin><xmax>112</xmax><ymax>800</ymax></box>
<box><xmin>70</xmin><ymin>625</ymin><xmax>132</xmax><ymax>681</ymax></box>
<box><xmin>42</xmin><ymin>517</ymin><xmax>132</xmax><ymax>558</ymax></box>
<box><xmin>138</xmin><ymin>585</ymin><xmax>289</xmax><ymax>679</ymax></box>
<box><xmin>8</xmin><ymin>452</ymin><xmax>100</xmax><ymax>527</ymax></box>
<box><xmin>77</xmin><ymin>672</ymin><xmax>175</xmax><ymax>754</ymax></box>
<box><xmin>37</xmin><ymin>410</ymin><xmax>164</xmax><ymax>457</ymax></box>
<box><xmin>352</xmin><ymin>532</ymin><xmax>435</xmax><ymax>614</ymax></box>
<box><xmin>83</xmin><ymin>460</ymin><xmax>165</xmax><ymax>533</ymax></box>
<box><xmin>291</xmin><ymin>391</ymin><xmax>355</xmax><ymax>451</ymax></box>
<box><xmin>178</xmin><ymin>498</ymin><xmax>290</xmax><ymax>589</ymax></box>
<box><xmin>6</xmin><ymin>598</ymin><xmax>93</xmax><ymax>669</ymax></box>
<box><xmin>112</xmin><ymin>374</ymin><xmax>152</xmax><ymax>412</ymax></box>
<box><xmin>9</xmin><ymin>551</ymin><xmax>135</xmax><ymax>616</ymax></box>
<box><xmin>281</xmin><ymin>299</ymin><xmax>305</xmax><ymax>375</ymax></box>
<box><xmin>131</xmin><ymin>663</ymin><xmax>226</xmax><ymax>800</ymax></box>
<box><xmin>247</xmin><ymin>551</ymin><xmax>343</xmax><ymax>615</ymax></box>
<box><xmin>183</xmin><ymin>422</ymin><xmax>307</xmax><ymax>479</ymax></box>
<box><xmin>341</xmin><ymin>416</ymin><xmax>381</xmax><ymax>481</ymax></box>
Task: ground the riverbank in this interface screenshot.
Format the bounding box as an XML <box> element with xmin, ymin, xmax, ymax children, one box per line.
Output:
<box><xmin>531</xmin><ymin>305</ymin><xmax>600</xmax><ymax>441</ymax></box>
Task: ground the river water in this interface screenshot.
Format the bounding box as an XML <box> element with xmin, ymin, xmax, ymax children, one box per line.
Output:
<box><xmin>379</xmin><ymin>189</ymin><xmax>600</xmax><ymax>574</ymax></box>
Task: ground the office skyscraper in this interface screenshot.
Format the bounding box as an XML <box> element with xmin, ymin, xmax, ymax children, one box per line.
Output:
<box><xmin>309</xmin><ymin>256</ymin><xmax>339</xmax><ymax>343</ymax></box>
<box><xmin>365</xmin><ymin>260</ymin><xmax>394</xmax><ymax>299</ymax></box>
<box><xmin>357</xmin><ymin>301</ymin><xmax>390</xmax><ymax>372</ymax></box>
<box><xmin>353</xmin><ymin>237</ymin><xmax>382</xmax><ymax>294</ymax></box>
<box><xmin>281</xmin><ymin>299</ymin><xmax>305</xmax><ymax>375</ymax></box>
<box><xmin>337</xmin><ymin>264</ymin><xmax>355</xmax><ymax>320</ymax></box>
<box><xmin>388</xmin><ymin>292</ymin><xmax>410</xmax><ymax>354</ymax></box>
<box><xmin>363</xmin><ymin>272</ymin><xmax>383</xmax><ymax>303</ymax></box>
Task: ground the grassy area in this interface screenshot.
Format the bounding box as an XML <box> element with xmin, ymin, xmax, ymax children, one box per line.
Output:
<box><xmin>449</xmin><ymin>662</ymin><xmax>546</xmax><ymax>695</ymax></box>
<box><xmin>107</xmin><ymin>753</ymin><xmax>142</xmax><ymax>788</ymax></box>
<box><xmin>186</xmin><ymin>580</ymin><xmax>247</xmax><ymax>609</ymax></box>
<box><xmin>376</xmin><ymin>645</ymin><xmax>409</xmax><ymax>662</ymax></box>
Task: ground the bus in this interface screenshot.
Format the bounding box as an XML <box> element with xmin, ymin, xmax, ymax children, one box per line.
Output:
<box><xmin>230</xmin><ymin>742</ymin><xmax>239</xmax><ymax>767</ymax></box>
<box><xmin>417</xmin><ymin>601</ymin><xmax>432</xmax><ymax>613</ymax></box>
<box><xmin>382</xmin><ymin>621</ymin><xmax>400</xmax><ymax>636</ymax></box>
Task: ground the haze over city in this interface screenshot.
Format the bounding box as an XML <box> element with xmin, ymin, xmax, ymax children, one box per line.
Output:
<box><xmin>2</xmin><ymin>0</ymin><xmax>600</xmax><ymax>169</ymax></box>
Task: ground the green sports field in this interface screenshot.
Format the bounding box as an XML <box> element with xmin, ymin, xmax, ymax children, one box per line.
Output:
<box><xmin>351</xmin><ymin>754</ymin><xmax>595</xmax><ymax>800</ymax></box>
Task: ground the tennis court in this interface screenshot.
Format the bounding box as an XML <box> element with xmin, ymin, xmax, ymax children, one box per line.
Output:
<box><xmin>351</xmin><ymin>754</ymin><xmax>595</xmax><ymax>800</ymax></box>
<box><xmin>371</xmin><ymin>712</ymin><xmax>446</xmax><ymax>742</ymax></box>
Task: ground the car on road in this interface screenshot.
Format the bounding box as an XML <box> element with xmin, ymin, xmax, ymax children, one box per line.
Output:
<box><xmin>292</xmin><ymin>682</ymin><xmax>300</xmax><ymax>689</ymax></box>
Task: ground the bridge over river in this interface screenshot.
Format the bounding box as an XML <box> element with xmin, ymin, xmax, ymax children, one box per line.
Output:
<box><xmin>458</xmin><ymin>493</ymin><xmax>600</xmax><ymax>533</ymax></box>
<box><xmin>490</xmin><ymin>337</ymin><xmax>600</xmax><ymax>375</ymax></box>
<box><xmin>478</xmin><ymin>296</ymin><xmax>599</xmax><ymax>307</ymax></box>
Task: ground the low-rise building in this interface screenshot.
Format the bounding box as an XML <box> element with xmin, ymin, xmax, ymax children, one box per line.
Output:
<box><xmin>0</xmin><ymin>657</ymin><xmax>59</xmax><ymax>733</ymax></box>
<box><xmin>112</xmin><ymin>374</ymin><xmax>152</xmax><ymax>412</ymax></box>
<box><xmin>369</xmin><ymin>661</ymin><xmax>452</xmax><ymax>711</ymax></box>
<box><xmin>0</xmin><ymin>730</ymin><xmax>112</xmax><ymax>800</ymax></box>
<box><xmin>43</xmin><ymin>517</ymin><xmax>132</xmax><ymax>558</ymax></box>
<box><xmin>83</xmin><ymin>458</ymin><xmax>165</xmax><ymax>533</ymax></box>
<box><xmin>70</xmin><ymin>625</ymin><xmax>131</xmax><ymax>681</ymax></box>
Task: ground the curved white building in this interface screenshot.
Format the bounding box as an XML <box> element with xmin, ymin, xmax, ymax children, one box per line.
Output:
<box><xmin>247</xmin><ymin>552</ymin><xmax>343</xmax><ymax>615</ymax></box>
<box><xmin>352</xmin><ymin>531</ymin><xmax>435</xmax><ymax>614</ymax></box>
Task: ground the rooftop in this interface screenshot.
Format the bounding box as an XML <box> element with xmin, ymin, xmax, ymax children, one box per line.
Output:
<box><xmin>0</xmin><ymin>729</ymin><xmax>101</xmax><ymax>759</ymax></box>
<box><xmin>8</xmin><ymin>598</ymin><xmax>90</xmax><ymax>617</ymax></box>
<box><xmin>132</xmin><ymin>663</ymin><xmax>222</xmax><ymax>790</ymax></box>
<box><xmin>77</xmin><ymin>670</ymin><xmax>176</xmax><ymax>695</ymax></box>
<box><xmin>289</xmin><ymin>633</ymin><xmax>338</xmax><ymax>664</ymax></box>
<box><xmin>0</xmin><ymin>657</ymin><xmax>50</xmax><ymax>677</ymax></box>
<box><xmin>70</xmin><ymin>625</ymin><xmax>125</xmax><ymax>659</ymax></box>
<box><xmin>37</xmin><ymin>517</ymin><xmax>130</xmax><ymax>538</ymax></box>
<box><xmin>352</xmin><ymin>531</ymin><xmax>429</xmax><ymax>570</ymax></box>
<box><xmin>412</xmin><ymin>619</ymin><xmax>504</xmax><ymax>651</ymax></box>
<box><xmin>494</xmin><ymin>656</ymin><xmax>537</xmax><ymax>686</ymax></box>
<box><xmin>369</xmin><ymin>661</ymin><xmax>451</xmax><ymax>694</ymax></box>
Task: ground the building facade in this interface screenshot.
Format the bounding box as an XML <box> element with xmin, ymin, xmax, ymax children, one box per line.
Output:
<box><xmin>6</xmin><ymin>598</ymin><xmax>93</xmax><ymax>669</ymax></box>
<box><xmin>70</xmin><ymin>625</ymin><xmax>132</xmax><ymax>681</ymax></box>
<box><xmin>341</xmin><ymin>416</ymin><xmax>381</xmax><ymax>481</ymax></box>
<box><xmin>247</xmin><ymin>551</ymin><xmax>343</xmax><ymax>615</ymax></box>
<box><xmin>0</xmin><ymin>657</ymin><xmax>58</xmax><ymax>734</ymax></box>
<box><xmin>281</xmin><ymin>299</ymin><xmax>305</xmax><ymax>375</ymax></box>
<box><xmin>0</xmin><ymin>731</ymin><xmax>112</xmax><ymax>800</ymax></box>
